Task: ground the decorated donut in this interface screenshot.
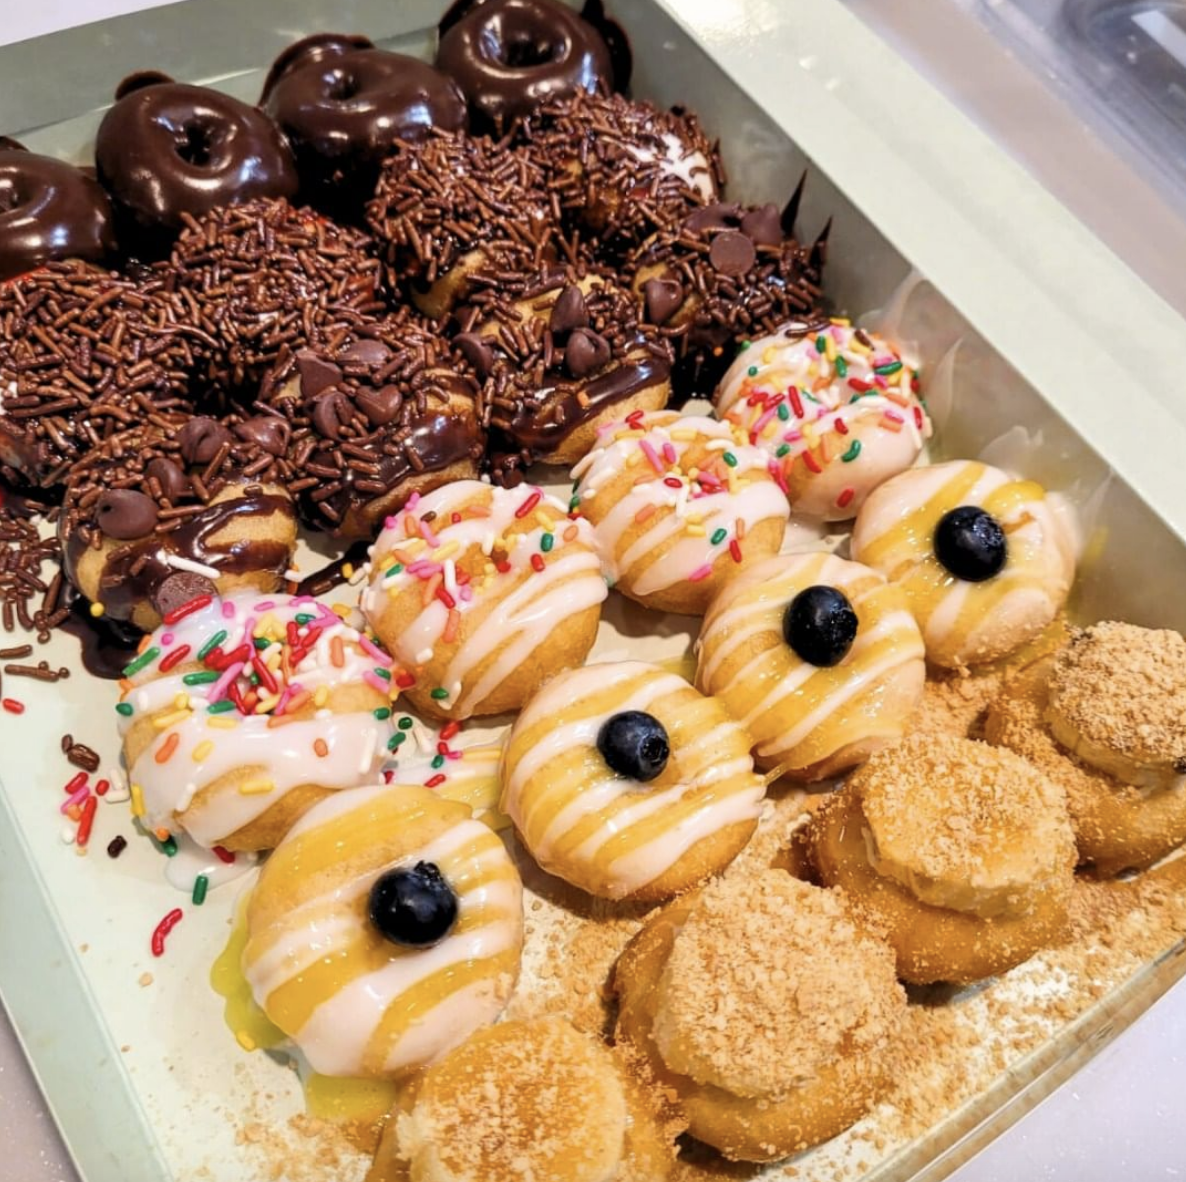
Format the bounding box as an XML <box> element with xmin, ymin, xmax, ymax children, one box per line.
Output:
<box><xmin>500</xmin><ymin>661</ymin><xmax>766</xmax><ymax>901</ymax></box>
<box><xmin>985</xmin><ymin>623</ymin><xmax>1186</xmax><ymax>876</ymax></box>
<box><xmin>809</xmin><ymin>735</ymin><xmax>1076</xmax><ymax>984</ymax></box>
<box><xmin>696</xmin><ymin>552</ymin><xmax>925</xmax><ymax>780</ymax></box>
<box><xmin>0</xmin><ymin>261</ymin><xmax>197</xmax><ymax>488</ymax></box>
<box><xmin>613</xmin><ymin>871</ymin><xmax>905</xmax><ymax>1162</ymax></box>
<box><xmin>571</xmin><ymin>411</ymin><xmax>789</xmax><ymax>615</ymax></box>
<box><xmin>455</xmin><ymin>264</ymin><xmax>673</xmax><ymax>479</ymax></box>
<box><xmin>436</xmin><ymin>0</ymin><xmax>616</xmax><ymax>133</ymax></box>
<box><xmin>117</xmin><ymin>591</ymin><xmax>395</xmax><ymax>852</ymax></box>
<box><xmin>850</xmin><ymin>459</ymin><xmax>1077</xmax><ymax>668</ymax></box>
<box><xmin>242</xmin><ymin>783</ymin><xmax>524</xmax><ymax>1078</ymax></box>
<box><xmin>362</xmin><ymin>479</ymin><xmax>606</xmax><ymax>720</ymax></box>
<box><xmin>0</xmin><ymin>138</ymin><xmax>117</xmax><ymax>280</ymax></box>
<box><xmin>367</xmin><ymin>129</ymin><xmax>556</xmax><ymax>319</ymax></box>
<box><xmin>94</xmin><ymin>72</ymin><xmax>298</xmax><ymax>258</ymax></box>
<box><xmin>714</xmin><ymin>320</ymin><xmax>932</xmax><ymax>520</ymax></box>
<box><xmin>259</xmin><ymin>34</ymin><xmax>466</xmax><ymax>221</ymax></box>
<box><xmin>375</xmin><ymin>1016</ymin><xmax>673</xmax><ymax>1181</ymax></box>
<box><xmin>258</xmin><ymin>311</ymin><xmax>486</xmax><ymax>539</ymax></box>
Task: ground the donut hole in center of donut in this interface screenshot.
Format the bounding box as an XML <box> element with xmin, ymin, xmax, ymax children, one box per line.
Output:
<box><xmin>484</xmin><ymin>27</ymin><xmax>563</xmax><ymax>68</ymax></box>
<box><xmin>0</xmin><ymin>177</ymin><xmax>23</xmax><ymax>215</ymax></box>
<box><xmin>175</xmin><ymin>119</ymin><xmax>220</xmax><ymax>168</ymax></box>
<box><xmin>325</xmin><ymin>68</ymin><xmax>362</xmax><ymax>102</ymax></box>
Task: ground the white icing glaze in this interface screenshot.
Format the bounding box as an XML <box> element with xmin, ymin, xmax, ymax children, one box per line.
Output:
<box><xmin>624</xmin><ymin>132</ymin><xmax>715</xmax><ymax>201</ymax></box>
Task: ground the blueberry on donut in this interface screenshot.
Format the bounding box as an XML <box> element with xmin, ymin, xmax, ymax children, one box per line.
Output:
<box><xmin>94</xmin><ymin>72</ymin><xmax>298</xmax><ymax>258</ymax></box>
<box><xmin>259</xmin><ymin>34</ymin><xmax>466</xmax><ymax>222</ymax></box>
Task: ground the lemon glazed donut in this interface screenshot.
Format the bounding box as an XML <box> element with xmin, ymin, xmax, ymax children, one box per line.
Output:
<box><xmin>117</xmin><ymin>591</ymin><xmax>395</xmax><ymax>852</ymax></box>
<box><xmin>362</xmin><ymin>480</ymin><xmax>606</xmax><ymax>720</ymax></box>
<box><xmin>696</xmin><ymin>552</ymin><xmax>925</xmax><ymax>781</ymax></box>
<box><xmin>809</xmin><ymin>735</ymin><xmax>1076</xmax><ymax>984</ymax></box>
<box><xmin>613</xmin><ymin>871</ymin><xmax>905</xmax><ymax>1162</ymax></box>
<box><xmin>850</xmin><ymin>459</ymin><xmax>1077</xmax><ymax>668</ymax></box>
<box><xmin>571</xmin><ymin>411</ymin><xmax>789</xmax><ymax>616</ymax></box>
<box><xmin>373</xmin><ymin>1017</ymin><xmax>673</xmax><ymax>1182</ymax></box>
<box><xmin>500</xmin><ymin>661</ymin><xmax>765</xmax><ymax>902</ymax></box>
<box><xmin>985</xmin><ymin>623</ymin><xmax>1186</xmax><ymax>876</ymax></box>
<box><xmin>714</xmin><ymin>320</ymin><xmax>931</xmax><ymax>520</ymax></box>
<box><xmin>242</xmin><ymin>783</ymin><xmax>524</xmax><ymax>1079</ymax></box>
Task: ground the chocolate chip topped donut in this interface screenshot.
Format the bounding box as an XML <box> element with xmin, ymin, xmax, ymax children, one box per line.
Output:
<box><xmin>95</xmin><ymin>73</ymin><xmax>299</xmax><ymax>259</ymax></box>
<box><xmin>260</xmin><ymin>34</ymin><xmax>467</xmax><ymax>222</ymax></box>
<box><xmin>0</xmin><ymin>138</ymin><xmax>117</xmax><ymax>280</ymax></box>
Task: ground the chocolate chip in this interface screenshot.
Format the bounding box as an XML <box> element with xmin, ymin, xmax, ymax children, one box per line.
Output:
<box><xmin>151</xmin><ymin>570</ymin><xmax>217</xmax><ymax>619</ymax></box>
<box><xmin>312</xmin><ymin>391</ymin><xmax>354</xmax><ymax>439</ymax></box>
<box><xmin>94</xmin><ymin>489</ymin><xmax>159</xmax><ymax>540</ymax></box>
<box><xmin>740</xmin><ymin>203</ymin><xmax>783</xmax><ymax>245</ymax></box>
<box><xmin>356</xmin><ymin>386</ymin><xmax>404</xmax><ymax>427</ymax></box>
<box><xmin>565</xmin><ymin>329</ymin><xmax>612</xmax><ymax>378</ymax></box>
<box><xmin>709</xmin><ymin>230</ymin><xmax>756</xmax><ymax>276</ymax></box>
<box><xmin>549</xmin><ymin>285</ymin><xmax>589</xmax><ymax>335</ymax></box>
<box><xmin>296</xmin><ymin>350</ymin><xmax>344</xmax><ymax>399</ymax></box>
<box><xmin>340</xmin><ymin>338</ymin><xmax>391</xmax><ymax>368</ymax></box>
<box><xmin>145</xmin><ymin>457</ymin><xmax>189</xmax><ymax>503</ymax></box>
<box><xmin>178</xmin><ymin>418</ymin><xmax>234</xmax><ymax>465</ymax></box>
<box><xmin>684</xmin><ymin>202</ymin><xmax>741</xmax><ymax>233</ymax></box>
<box><xmin>233</xmin><ymin>416</ymin><xmax>290</xmax><ymax>457</ymax></box>
<box><xmin>454</xmin><ymin>332</ymin><xmax>496</xmax><ymax>378</ymax></box>
<box><xmin>643</xmin><ymin>277</ymin><xmax>684</xmax><ymax>325</ymax></box>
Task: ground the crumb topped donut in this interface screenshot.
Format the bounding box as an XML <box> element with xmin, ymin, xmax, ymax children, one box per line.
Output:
<box><xmin>696</xmin><ymin>552</ymin><xmax>925</xmax><ymax>780</ymax></box>
<box><xmin>715</xmin><ymin>320</ymin><xmax>931</xmax><ymax>520</ymax></box>
<box><xmin>242</xmin><ymin>783</ymin><xmax>524</xmax><ymax>1078</ymax></box>
<box><xmin>500</xmin><ymin>661</ymin><xmax>765</xmax><ymax>901</ymax></box>
<box><xmin>613</xmin><ymin>871</ymin><xmax>905</xmax><ymax>1161</ymax></box>
<box><xmin>378</xmin><ymin>1017</ymin><xmax>673</xmax><ymax>1181</ymax></box>
<box><xmin>362</xmin><ymin>480</ymin><xmax>606</xmax><ymax>720</ymax></box>
<box><xmin>571</xmin><ymin>411</ymin><xmax>789</xmax><ymax>615</ymax></box>
<box><xmin>810</xmin><ymin>735</ymin><xmax>1076</xmax><ymax>983</ymax></box>
<box><xmin>851</xmin><ymin>459</ymin><xmax>1077</xmax><ymax>668</ymax></box>
<box><xmin>117</xmin><ymin>591</ymin><xmax>395</xmax><ymax>851</ymax></box>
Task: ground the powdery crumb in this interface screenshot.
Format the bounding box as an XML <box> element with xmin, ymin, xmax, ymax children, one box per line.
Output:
<box><xmin>138</xmin><ymin>972</ymin><xmax>154</xmax><ymax>988</ymax></box>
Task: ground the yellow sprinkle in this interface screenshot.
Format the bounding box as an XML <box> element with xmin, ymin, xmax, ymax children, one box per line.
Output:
<box><xmin>236</xmin><ymin>1031</ymin><xmax>257</xmax><ymax>1052</ymax></box>
<box><xmin>685</xmin><ymin>525</ymin><xmax>706</xmax><ymax>537</ymax></box>
<box><xmin>670</xmin><ymin>428</ymin><xmax>697</xmax><ymax>441</ymax></box>
<box><xmin>173</xmin><ymin>692</ymin><xmax>189</xmax><ymax>710</ymax></box>
<box><xmin>153</xmin><ymin>709</ymin><xmax>192</xmax><ymax>730</ymax></box>
<box><xmin>401</xmin><ymin>537</ymin><xmax>427</xmax><ymax>555</ymax></box>
<box><xmin>130</xmin><ymin>783</ymin><xmax>145</xmax><ymax>818</ymax></box>
<box><xmin>830</xmin><ymin>316</ymin><xmax>852</xmax><ymax>326</ymax></box>
<box><xmin>264</xmin><ymin>647</ymin><xmax>284</xmax><ymax>670</ymax></box>
<box><xmin>625</xmin><ymin>450</ymin><xmax>641</xmax><ymax>467</ymax></box>
<box><xmin>206</xmin><ymin>717</ymin><xmax>237</xmax><ymax>730</ymax></box>
<box><xmin>762</xmin><ymin>346</ymin><xmax>777</xmax><ymax>364</ymax></box>
<box><xmin>191</xmin><ymin>740</ymin><xmax>214</xmax><ymax>763</ymax></box>
<box><xmin>89</xmin><ymin>602</ymin><xmax>105</xmax><ymax>619</ymax></box>
<box><xmin>433</xmin><ymin>540</ymin><xmax>460</xmax><ymax>562</ymax></box>
<box><xmin>824</xmin><ymin>335</ymin><xmax>837</xmax><ymax>362</ymax></box>
<box><xmin>257</xmin><ymin>613</ymin><xmax>282</xmax><ymax>639</ymax></box>
<box><xmin>687</xmin><ymin>466</ymin><xmax>700</xmax><ymax>481</ymax></box>
<box><xmin>341</xmin><ymin>564</ymin><xmax>354</xmax><ymax>580</ymax></box>
<box><xmin>239</xmin><ymin>777</ymin><xmax>275</xmax><ymax>796</ymax></box>
<box><xmin>313</xmin><ymin>685</ymin><xmax>330</xmax><ymax>708</ymax></box>
<box><xmin>849</xmin><ymin>338</ymin><xmax>872</xmax><ymax>355</ymax></box>
<box><xmin>255</xmin><ymin>693</ymin><xmax>281</xmax><ymax>715</ymax></box>
<box><xmin>611</xmin><ymin>428</ymin><xmax>645</xmax><ymax>442</ymax></box>
<box><xmin>483</xmin><ymin>562</ymin><xmax>495</xmax><ymax>577</ymax></box>
<box><xmin>331</xmin><ymin>603</ymin><xmax>351</xmax><ymax>619</ymax></box>
<box><xmin>534</xmin><ymin>511</ymin><xmax>552</xmax><ymax>530</ymax></box>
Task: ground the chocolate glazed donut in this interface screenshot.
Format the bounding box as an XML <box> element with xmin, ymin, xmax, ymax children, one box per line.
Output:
<box><xmin>94</xmin><ymin>72</ymin><xmax>298</xmax><ymax>259</ymax></box>
<box><xmin>436</xmin><ymin>0</ymin><xmax>624</xmax><ymax>132</ymax></box>
<box><xmin>0</xmin><ymin>138</ymin><xmax>117</xmax><ymax>280</ymax></box>
<box><xmin>260</xmin><ymin>33</ymin><xmax>467</xmax><ymax>221</ymax></box>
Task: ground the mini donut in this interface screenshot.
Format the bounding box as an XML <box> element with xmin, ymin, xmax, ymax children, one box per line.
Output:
<box><xmin>809</xmin><ymin>735</ymin><xmax>1076</xmax><ymax>984</ymax></box>
<box><xmin>362</xmin><ymin>479</ymin><xmax>606</xmax><ymax>720</ymax></box>
<box><xmin>0</xmin><ymin>261</ymin><xmax>198</xmax><ymax>488</ymax></box>
<box><xmin>985</xmin><ymin>625</ymin><xmax>1186</xmax><ymax>875</ymax></box>
<box><xmin>258</xmin><ymin>312</ymin><xmax>486</xmax><ymax>539</ymax></box>
<box><xmin>628</xmin><ymin>200</ymin><xmax>827</xmax><ymax>398</ymax></box>
<box><xmin>571</xmin><ymin>411</ymin><xmax>789</xmax><ymax>616</ymax></box>
<box><xmin>367</xmin><ymin>130</ymin><xmax>557</xmax><ymax>319</ymax></box>
<box><xmin>714</xmin><ymin>320</ymin><xmax>932</xmax><ymax>520</ymax></box>
<box><xmin>696</xmin><ymin>552</ymin><xmax>925</xmax><ymax>780</ymax></box>
<box><xmin>455</xmin><ymin>264</ymin><xmax>673</xmax><ymax>478</ymax></box>
<box><xmin>160</xmin><ymin>196</ymin><xmax>384</xmax><ymax>390</ymax></box>
<box><xmin>376</xmin><ymin>1017</ymin><xmax>673</xmax><ymax>1182</ymax></box>
<box><xmin>613</xmin><ymin>871</ymin><xmax>905</xmax><ymax>1162</ymax></box>
<box><xmin>242</xmin><ymin>783</ymin><xmax>524</xmax><ymax>1077</ymax></box>
<box><xmin>436</xmin><ymin>0</ymin><xmax>615</xmax><ymax>133</ymax></box>
<box><xmin>117</xmin><ymin>591</ymin><xmax>395</xmax><ymax>851</ymax></box>
<box><xmin>512</xmin><ymin>90</ymin><xmax>721</xmax><ymax>256</ymax></box>
<box><xmin>259</xmin><ymin>34</ymin><xmax>466</xmax><ymax>221</ymax></box>
<box><xmin>500</xmin><ymin>660</ymin><xmax>766</xmax><ymax>901</ymax></box>
<box><xmin>0</xmin><ymin>138</ymin><xmax>116</xmax><ymax>280</ymax></box>
<box><xmin>59</xmin><ymin>416</ymin><xmax>298</xmax><ymax>631</ymax></box>
<box><xmin>95</xmin><ymin>72</ymin><xmax>298</xmax><ymax>258</ymax></box>
<box><xmin>850</xmin><ymin>459</ymin><xmax>1077</xmax><ymax>668</ymax></box>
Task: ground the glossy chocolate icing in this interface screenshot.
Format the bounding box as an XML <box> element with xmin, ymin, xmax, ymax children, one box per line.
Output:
<box><xmin>94</xmin><ymin>74</ymin><xmax>298</xmax><ymax>258</ymax></box>
<box><xmin>0</xmin><ymin>140</ymin><xmax>117</xmax><ymax>280</ymax></box>
<box><xmin>261</xmin><ymin>33</ymin><xmax>466</xmax><ymax>220</ymax></box>
<box><xmin>436</xmin><ymin>0</ymin><xmax>614</xmax><ymax>131</ymax></box>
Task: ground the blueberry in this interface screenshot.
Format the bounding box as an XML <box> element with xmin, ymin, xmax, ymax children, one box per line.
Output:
<box><xmin>782</xmin><ymin>585</ymin><xmax>859</xmax><ymax>667</ymax></box>
<box><xmin>367</xmin><ymin>861</ymin><xmax>458</xmax><ymax>947</ymax></box>
<box><xmin>597</xmin><ymin>711</ymin><xmax>670</xmax><ymax>782</ymax></box>
<box><xmin>934</xmin><ymin>506</ymin><xmax>1007</xmax><ymax>583</ymax></box>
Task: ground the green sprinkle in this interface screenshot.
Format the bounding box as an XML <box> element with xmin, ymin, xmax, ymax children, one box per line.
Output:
<box><xmin>431</xmin><ymin>754</ymin><xmax>445</xmax><ymax>770</ymax></box>
<box><xmin>373</xmin><ymin>707</ymin><xmax>392</xmax><ymax>721</ymax></box>
<box><xmin>802</xmin><ymin>390</ymin><xmax>820</xmax><ymax>403</ymax></box>
<box><xmin>295</xmin><ymin>613</ymin><xmax>315</xmax><ymax>625</ymax></box>
<box><xmin>385</xmin><ymin>563</ymin><xmax>403</xmax><ymax>578</ymax></box>
<box><xmin>777</xmin><ymin>403</ymin><xmax>790</xmax><ymax>421</ymax></box>
<box><xmin>739</xmin><ymin>339</ymin><xmax>752</xmax><ymax>351</ymax></box>
<box><xmin>722</xmin><ymin>452</ymin><xmax>738</xmax><ymax>468</ymax></box>
<box><xmin>253</xmin><ymin>637</ymin><xmax>270</xmax><ymax>650</ymax></box>
<box><xmin>841</xmin><ymin>440</ymin><xmax>863</xmax><ymax>463</ymax></box>
<box><xmin>430</xmin><ymin>687</ymin><xmax>450</xmax><ymax>701</ymax></box>
<box><xmin>815</xmin><ymin>334</ymin><xmax>827</xmax><ymax>353</ymax></box>
<box><xmin>388</xmin><ymin>733</ymin><xmax>406</xmax><ymax>750</ymax></box>
<box><xmin>747</xmin><ymin>365</ymin><xmax>759</xmax><ymax>377</ymax></box>
<box><xmin>192</xmin><ymin>875</ymin><xmax>209</xmax><ymax>906</ymax></box>
<box><xmin>115</xmin><ymin>701</ymin><xmax>134</xmax><ymax>717</ymax></box>
<box><xmin>710</xmin><ymin>528</ymin><xmax>728</xmax><ymax>545</ymax></box>
<box><xmin>835</xmin><ymin>356</ymin><xmax>848</xmax><ymax>377</ymax></box>
<box><xmin>540</xmin><ymin>533</ymin><xmax>554</xmax><ymax>553</ymax></box>
<box><xmin>183</xmin><ymin>670</ymin><xmax>219</xmax><ymax>686</ymax></box>
<box><xmin>874</xmin><ymin>360</ymin><xmax>903</xmax><ymax>376</ymax></box>
<box><xmin>198</xmin><ymin>630</ymin><xmax>227</xmax><ymax>660</ymax></box>
<box><xmin>775</xmin><ymin>444</ymin><xmax>791</xmax><ymax>458</ymax></box>
<box><xmin>160</xmin><ymin>836</ymin><xmax>178</xmax><ymax>858</ymax></box>
<box><xmin>122</xmin><ymin>646</ymin><xmax>160</xmax><ymax>677</ymax></box>
<box><xmin>398</xmin><ymin>716</ymin><xmax>414</xmax><ymax>730</ymax></box>
<box><xmin>207</xmin><ymin>699</ymin><xmax>236</xmax><ymax>714</ymax></box>
<box><xmin>569</xmin><ymin>494</ymin><xmax>580</xmax><ymax>512</ymax></box>
<box><xmin>248</xmin><ymin>672</ymin><xmax>260</xmax><ymax>686</ymax></box>
<box><xmin>373</xmin><ymin>666</ymin><xmax>392</xmax><ymax>681</ymax></box>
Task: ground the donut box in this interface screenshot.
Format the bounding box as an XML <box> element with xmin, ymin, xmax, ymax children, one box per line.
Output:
<box><xmin>1</xmin><ymin>2</ymin><xmax>1185</xmax><ymax>1182</ymax></box>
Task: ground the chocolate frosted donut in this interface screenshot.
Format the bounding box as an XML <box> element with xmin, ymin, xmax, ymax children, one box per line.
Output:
<box><xmin>436</xmin><ymin>0</ymin><xmax>616</xmax><ymax>133</ymax></box>
<box><xmin>0</xmin><ymin>139</ymin><xmax>117</xmax><ymax>280</ymax></box>
<box><xmin>260</xmin><ymin>33</ymin><xmax>466</xmax><ymax>221</ymax></box>
<box><xmin>95</xmin><ymin>73</ymin><xmax>298</xmax><ymax>258</ymax></box>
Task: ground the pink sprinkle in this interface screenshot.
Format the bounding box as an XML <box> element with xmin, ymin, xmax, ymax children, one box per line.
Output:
<box><xmin>406</xmin><ymin>559</ymin><xmax>442</xmax><ymax>578</ymax></box>
<box><xmin>405</xmin><ymin>492</ymin><xmax>421</xmax><ymax>511</ymax></box>
<box><xmin>291</xmin><ymin>594</ymin><xmax>316</xmax><ymax>606</ymax></box>
<box><xmin>254</xmin><ymin>600</ymin><xmax>275</xmax><ymax>612</ymax></box>
<box><xmin>698</xmin><ymin>472</ymin><xmax>723</xmax><ymax>491</ymax></box>
<box><xmin>315</xmin><ymin>602</ymin><xmax>339</xmax><ymax>622</ymax></box>
<box><xmin>383</xmin><ymin>515</ymin><xmax>398</xmax><ymax>530</ymax></box>
<box><xmin>160</xmin><ymin>632</ymin><xmax>174</xmax><ymax>647</ymax></box>
<box><xmin>830</xmin><ymin>324</ymin><xmax>846</xmax><ymax>342</ymax></box>
<box><xmin>638</xmin><ymin>439</ymin><xmax>665</xmax><ymax>474</ymax></box>
<box><xmin>208</xmin><ymin>661</ymin><xmax>246</xmax><ymax>705</ymax></box>
<box><xmin>446</xmin><ymin>749</ymin><xmax>463</xmax><ymax>761</ymax></box>
<box><xmin>753</xmin><ymin>406</ymin><xmax>778</xmax><ymax>435</ymax></box>
<box><xmin>221</xmin><ymin>601</ymin><xmax>236</xmax><ymax>619</ymax></box>
<box><xmin>359</xmin><ymin>635</ymin><xmax>391</xmax><ymax>665</ymax></box>
<box><xmin>419</xmin><ymin>520</ymin><xmax>441</xmax><ymax>549</ymax></box>
<box><xmin>873</xmin><ymin>375</ymin><xmax>888</xmax><ymax>389</ymax></box>
<box><xmin>273</xmin><ymin>684</ymin><xmax>296</xmax><ymax>714</ymax></box>
<box><xmin>459</xmin><ymin>585</ymin><xmax>474</xmax><ymax>602</ymax></box>
<box><xmin>661</xmin><ymin>442</ymin><xmax>678</xmax><ymax>464</ymax></box>
<box><xmin>871</xmin><ymin>354</ymin><xmax>894</xmax><ymax>368</ymax></box>
<box><xmin>687</xmin><ymin>564</ymin><xmax>715</xmax><ymax>582</ymax></box>
<box><xmin>363</xmin><ymin>670</ymin><xmax>390</xmax><ymax>696</ymax></box>
<box><xmin>783</xmin><ymin>430</ymin><xmax>803</xmax><ymax>443</ymax></box>
<box><xmin>883</xmin><ymin>409</ymin><xmax>905</xmax><ymax>424</ymax></box>
<box><xmin>60</xmin><ymin>786</ymin><xmax>90</xmax><ymax>814</ymax></box>
<box><xmin>768</xmin><ymin>459</ymin><xmax>789</xmax><ymax>493</ymax></box>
